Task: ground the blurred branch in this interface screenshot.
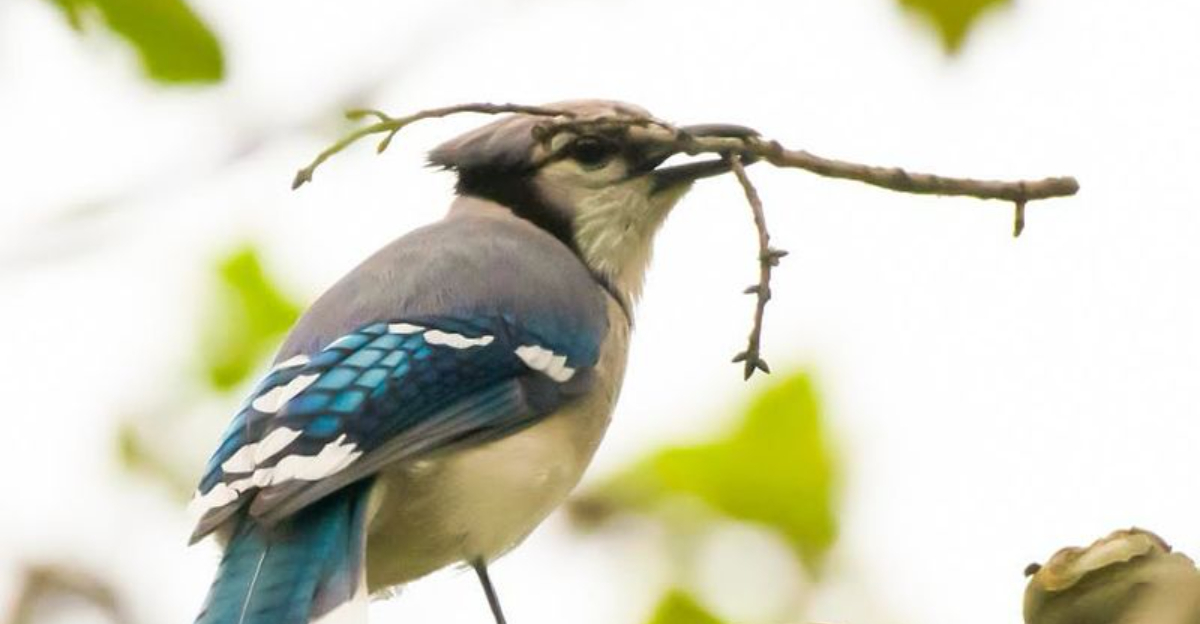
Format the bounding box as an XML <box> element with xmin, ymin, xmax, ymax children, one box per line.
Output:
<box><xmin>294</xmin><ymin>102</ymin><xmax>1080</xmax><ymax>377</ymax></box>
<box><xmin>3</xmin><ymin>563</ymin><xmax>131</xmax><ymax>624</ymax></box>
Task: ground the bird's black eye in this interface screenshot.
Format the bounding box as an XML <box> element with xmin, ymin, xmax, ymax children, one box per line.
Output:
<box><xmin>566</xmin><ymin>136</ymin><xmax>618</xmax><ymax>169</ymax></box>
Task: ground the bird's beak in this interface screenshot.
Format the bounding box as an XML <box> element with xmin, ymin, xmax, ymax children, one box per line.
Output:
<box><xmin>647</xmin><ymin>123</ymin><xmax>759</xmax><ymax>193</ymax></box>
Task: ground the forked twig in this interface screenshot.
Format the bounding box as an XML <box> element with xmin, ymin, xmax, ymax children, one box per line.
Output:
<box><xmin>292</xmin><ymin>102</ymin><xmax>1081</xmax><ymax>378</ymax></box>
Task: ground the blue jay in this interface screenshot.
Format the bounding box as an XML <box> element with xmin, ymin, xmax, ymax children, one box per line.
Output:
<box><xmin>190</xmin><ymin>100</ymin><xmax>749</xmax><ymax>624</ymax></box>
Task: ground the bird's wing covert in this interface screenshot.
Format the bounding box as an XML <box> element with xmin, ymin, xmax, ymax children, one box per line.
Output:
<box><xmin>189</xmin><ymin>313</ymin><xmax>601</xmax><ymax>542</ymax></box>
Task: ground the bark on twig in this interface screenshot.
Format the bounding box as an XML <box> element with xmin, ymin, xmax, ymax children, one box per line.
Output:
<box><xmin>757</xmin><ymin>142</ymin><xmax>1079</xmax><ymax>202</ymax></box>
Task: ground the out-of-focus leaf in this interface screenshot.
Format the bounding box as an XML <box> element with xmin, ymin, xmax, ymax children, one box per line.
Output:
<box><xmin>646</xmin><ymin>590</ymin><xmax>726</xmax><ymax>624</ymax></box>
<box><xmin>113</xmin><ymin>245</ymin><xmax>298</xmax><ymax>500</ymax></box>
<box><xmin>46</xmin><ymin>0</ymin><xmax>224</xmax><ymax>83</ymax></box>
<box><xmin>200</xmin><ymin>245</ymin><xmax>301</xmax><ymax>390</ymax></box>
<box><xmin>115</xmin><ymin>419</ymin><xmax>194</xmax><ymax>499</ymax></box>
<box><xmin>572</xmin><ymin>372</ymin><xmax>838</xmax><ymax>571</ymax></box>
<box><xmin>898</xmin><ymin>0</ymin><xmax>1009</xmax><ymax>54</ymax></box>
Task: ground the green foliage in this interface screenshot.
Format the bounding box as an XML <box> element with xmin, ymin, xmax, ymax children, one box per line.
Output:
<box><xmin>575</xmin><ymin>372</ymin><xmax>838</xmax><ymax>571</ymax></box>
<box><xmin>898</xmin><ymin>0</ymin><xmax>1010</xmax><ymax>53</ymax></box>
<box><xmin>646</xmin><ymin>590</ymin><xmax>727</xmax><ymax>624</ymax></box>
<box><xmin>200</xmin><ymin>246</ymin><xmax>301</xmax><ymax>390</ymax></box>
<box><xmin>112</xmin><ymin>245</ymin><xmax>298</xmax><ymax>500</ymax></box>
<box><xmin>115</xmin><ymin>419</ymin><xmax>194</xmax><ymax>499</ymax></box>
<box><xmin>47</xmin><ymin>0</ymin><xmax>224</xmax><ymax>83</ymax></box>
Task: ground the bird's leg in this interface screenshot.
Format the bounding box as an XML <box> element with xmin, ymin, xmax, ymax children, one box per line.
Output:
<box><xmin>471</xmin><ymin>558</ymin><xmax>507</xmax><ymax>624</ymax></box>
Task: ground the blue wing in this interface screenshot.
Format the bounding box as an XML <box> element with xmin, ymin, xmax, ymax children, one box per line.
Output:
<box><xmin>189</xmin><ymin>313</ymin><xmax>601</xmax><ymax>542</ymax></box>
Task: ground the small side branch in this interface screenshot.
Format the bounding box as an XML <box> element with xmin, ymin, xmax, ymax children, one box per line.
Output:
<box><xmin>728</xmin><ymin>154</ymin><xmax>785</xmax><ymax>379</ymax></box>
<box><xmin>292</xmin><ymin>103</ymin><xmax>575</xmax><ymax>189</ymax></box>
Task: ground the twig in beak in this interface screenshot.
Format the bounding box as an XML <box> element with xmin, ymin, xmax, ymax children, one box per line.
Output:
<box><xmin>293</xmin><ymin>101</ymin><xmax>1081</xmax><ymax>380</ymax></box>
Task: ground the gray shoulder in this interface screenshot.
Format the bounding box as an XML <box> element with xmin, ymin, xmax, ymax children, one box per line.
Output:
<box><xmin>277</xmin><ymin>200</ymin><xmax>609</xmax><ymax>358</ymax></box>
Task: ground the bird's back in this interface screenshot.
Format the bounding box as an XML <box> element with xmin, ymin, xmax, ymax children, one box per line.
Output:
<box><xmin>276</xmin><ymin>196</ymin><xmax>611</xmax><ymax>363</ymax></box>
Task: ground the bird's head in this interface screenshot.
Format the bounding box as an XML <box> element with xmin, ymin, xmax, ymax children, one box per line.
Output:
<box><xmin>429</xmin><ymin>100</ymin><xmax>752</xmax><ymax>303</ymax></box>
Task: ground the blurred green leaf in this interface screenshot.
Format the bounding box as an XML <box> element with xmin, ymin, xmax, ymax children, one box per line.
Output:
<box><xmin>47</xmin><ymin>0</ymin><xmax>224</xmax><ymax>83</ymax></box>
<box><xmin>898</xmin><ymin>0</ymin><xmax>1009</xmax><ymax>53</ymax></box>
<box><xmin>115</xmin><ymin>419</ymin><xmax>194</xmax><ymax>499</ymax></box>
<box><xmin>200</xmin><ymin>245</ymin><xmax>301</xmax><ymax>390</ymax></box>
<box><xmin>646</xmin><ymin>590</ymin><xmax>726</xmax><ymax>624</ymax></box>
<box><xmin>574</xmin><ymin>372</ymin><xmax>838</xmax><ymax>571</ymax></box>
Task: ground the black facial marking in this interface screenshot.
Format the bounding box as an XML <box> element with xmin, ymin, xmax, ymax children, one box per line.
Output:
<box><xmin>456</xmin><ymin>168</ymin><xmax>575</xmax><ymax>250</ymax></box>
<box><xmin>454</xmin><ymin>163</ymin><xmax>632</xmax><ymax>324</ymax></box>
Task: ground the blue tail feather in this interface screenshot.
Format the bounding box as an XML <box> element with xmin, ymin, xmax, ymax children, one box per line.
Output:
<box><xmin>195</xmin><ymin>481</ymin><xmax>372</xmax><ymax>624</ymax></box>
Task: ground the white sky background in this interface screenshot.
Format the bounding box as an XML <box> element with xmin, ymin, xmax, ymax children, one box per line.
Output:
<box><xmin>1</xmin><ymin>1</ymin><xmax>1199</xmax><ymax>623</ymax></box>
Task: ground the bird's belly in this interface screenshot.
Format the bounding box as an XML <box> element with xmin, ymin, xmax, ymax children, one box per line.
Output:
<box><xmin>363</xmin><ymin>405</ymin><xmax>610</xmax><ymax>591</ymax></box>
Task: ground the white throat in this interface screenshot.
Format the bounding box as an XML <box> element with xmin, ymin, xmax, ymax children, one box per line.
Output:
<box><xmin>563</xmin><ymin>178</ymin><xmax>690</xmax><ymax>303</ymax></box>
